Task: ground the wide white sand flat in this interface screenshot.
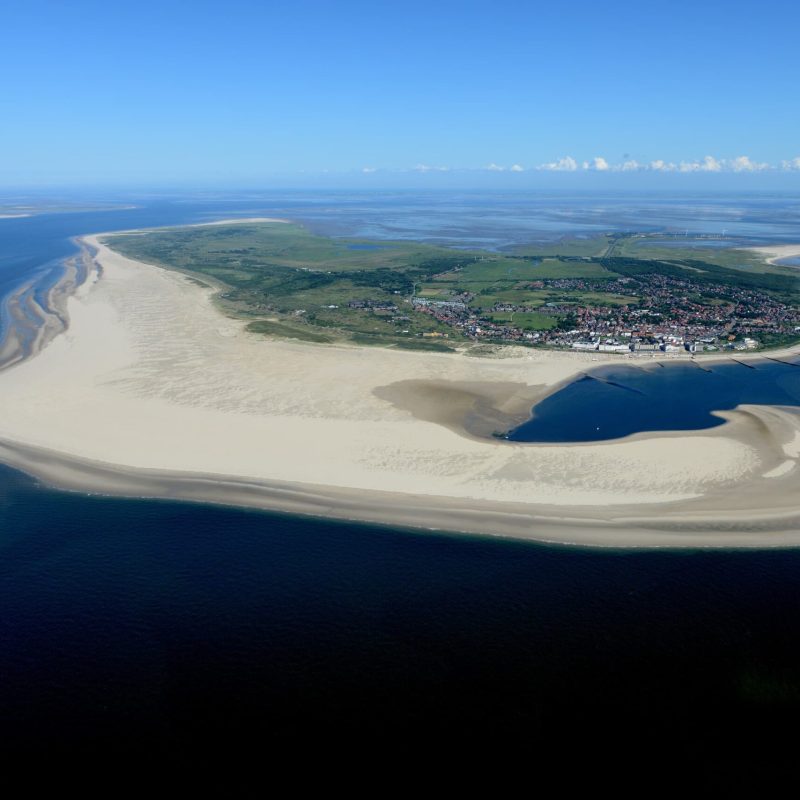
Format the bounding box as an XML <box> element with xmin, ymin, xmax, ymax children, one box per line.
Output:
<box><xmin>745</xmin><ymin>243</ymin><xmax>800</xmax><ymax>265</ymax></box>
<box><xmin>179</xmin><ymin>216</ymin><xmax>290</xmax><ymax>227</ymax></box>
<box><xmin>1</xmin><ymin>234</ymin><xmax>799</xmax><ymax>546</ymax></box>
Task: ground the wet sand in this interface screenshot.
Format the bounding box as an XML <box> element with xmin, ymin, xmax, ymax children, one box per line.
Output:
<box><xmin>0</xmin><ymin>242</ymin><xmax>93</xmax><ymax>370</ymax></box>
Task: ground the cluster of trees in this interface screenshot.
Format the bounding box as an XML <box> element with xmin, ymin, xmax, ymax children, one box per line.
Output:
<box><xmin>600</xmin><ymin>256</ymin><xmax>798</xmax><ymax>298</ymax></box>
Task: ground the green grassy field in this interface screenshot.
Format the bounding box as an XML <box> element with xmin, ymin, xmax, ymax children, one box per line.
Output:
<box><xmin>467</xmin><ymin>288</ymin><xmax>638</xmax><ymax>310</ymax></box>
<box><xmin>109</xmin><ymin>222</ymin><xmax>456</xmax><ymax>272</ymax></box>
<box><xmin>616</xmin><ymin>235</ymin><xmax>798</xmax><ymax>276</ymax></box>
<box><xmin>455</xmin><ymin>256</ymin><xmax>613</xmax><ymax>282</ymax></box>
<box><xmin>487</xmin><ymin>311</ymin><xmax>558</xmax><ymax>330</ymax></box>
<box><xmin>246</xmin><ymin>320</ymin><xmax>334</xmax><ymax>343</ymax></box>
<box><xmin>509</xmin><ymin>235</ymin><xmax>614</xmax><ymax>258</ymax></box>
<box><xmin>105</xmin><ymin>222</ymin><xmax>476</xmax><ymax>347</ymax></box>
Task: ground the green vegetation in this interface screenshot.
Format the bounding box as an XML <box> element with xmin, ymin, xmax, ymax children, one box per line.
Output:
<box><xmin>105</xmin><ymin>222</ymin><xmax>477</xmax><ymax>347</ymax></box>
<box><xmin>510</xmin><ymin>236</ymin><xmax>614</xmax><ymax>258</ymax></box>
<box><xmin>751</xmin><ymin>330</ymin><xmax>800</xmax><ymax>350</ymax></box>
<box><xmin>102</xmin><ymin>223</ymin><xmax>799</xmax><ymax>351</ymax></box>
<box><xmin>246</xmin><ymin>320</ymin><xmax>334</xmax><ymax>344</ymax></box>
<box><xmin>616</xmin><ymin>236</ymin><xmax>793</xmax><ymax>275</ymax></box>
<box><xmin>110</xmin><ymin>222</ymin><xmax>452</xmax><ymax>272</ymax></box>
<box><xmin>487</xmin><ymin>312</ymin><xmax>558</xmax><ymax>330</ymax></box>
<box><xmin>352</xmin><ymin>334</ymin><xmax>455</xmax><ymax>352</ymax></box>
<box><xmin>455</xmin><ymin>256</ymin><xmax>613</xmax><ymax>282</ymax></box>
<box><xmin>602</xmin><ymin>255</ymin><xmax>798</xmax><ymax>300</ymax></box>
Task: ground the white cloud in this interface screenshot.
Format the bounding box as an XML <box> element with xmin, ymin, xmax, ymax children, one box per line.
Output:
<box><xmin>675</xmin><ymin>155</ymin><xmax>723</xmax><ymax>172</ymax></box>
<box><xmin>538</xmin><ymin>156</ymin><xmax>578</xmax><ymax>172</ymax></box>
<box><xmin>414</xmin><ymin>164</ymin><xmax>449</xmax><ymax>172</ymax></box>
<box><xmin>362</xmin><ymin>167</ymin><xmax>377</xmax><ymax>173</ymax></box>
<box><xmin>482</xmin><ymin>154</ymin><xmax>786</xmax><ymax>174</ymax></box>
<box><xmin>729</xmin><ymin>155</ymin><xmax>769</xmax><ymax>172</ymax></box>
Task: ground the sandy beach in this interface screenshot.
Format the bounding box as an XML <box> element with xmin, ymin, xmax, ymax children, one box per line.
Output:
<box><xmin>745</xmin><ymin>243</ymin><xmax>800</xmax><ymax>265</ymax></box>
<box><xmin>170</xmin><ymin>216</ymin><xmax>290</xmax><ymax>228</ymax></box>
<box><xmin>1</xmin><ymin>231</ymin><xmax>800</xmax><ymax>547</ymax></box>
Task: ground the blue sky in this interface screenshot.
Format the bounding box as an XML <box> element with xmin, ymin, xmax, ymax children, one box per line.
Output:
<box><xmin>2</xmin><ymin>0</ymin><xmax>799</xmax><ymax>187</ymax></box>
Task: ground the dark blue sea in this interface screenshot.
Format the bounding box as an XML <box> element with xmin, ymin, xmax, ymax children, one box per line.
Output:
<box><xmin>2</xmin><ymin>192</ymin><xmax>800</xmax><ymax>787</ymax></box>
<box><xmin>2</xmin><ymin>465</ymin><xmax>800</xmax><ymax>787</ymax></box>
<box><xmin>510</xmin><ymin>357</ymin><xmax>800</xmax><ymax>442</ymax></box>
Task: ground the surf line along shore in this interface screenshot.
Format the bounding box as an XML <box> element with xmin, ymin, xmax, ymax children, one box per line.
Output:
<box><xmin>0</xmin><ymin>241</ymin><xmax>93</xmax><ymax>371</ymax></box>
<box><xmin>1</xmin><ymin>224</ymin><xmax>800</xmax><ymax>547</ymax></box>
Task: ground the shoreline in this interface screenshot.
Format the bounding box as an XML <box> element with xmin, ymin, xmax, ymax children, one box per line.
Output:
<box><xmin>0</xmin><ymin>227</ymin><xmax>799</xmax><ymax>547</ymax></box>
<box><xmin>3</xmin><ymin>421</ymin><xmax>800</xmax><ymax>549</ymax></box>
<box><xmin>0</xmin><ymin>242</ymin><xmax>93</xmax><ymax>371</ymax></box>
<box><xmin>0</xmin><ymin>219</ymin><xmax>284</xmax><ymax>370</ymax></box>
<box><xmin>109</xmin><ymin>216</ymin><xmax>290</xmax><ymax>235</ymax></box>
<box><xmin>744</xmin><ymin>243</ymin><xmax>800</xmax><ymax>266</ymax></box>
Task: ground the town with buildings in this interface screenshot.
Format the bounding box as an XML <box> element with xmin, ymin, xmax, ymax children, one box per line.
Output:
<box><xmin>407</xmin><ymin>272</ymin><xmax>800</xmax><ymax>353</ymax></box>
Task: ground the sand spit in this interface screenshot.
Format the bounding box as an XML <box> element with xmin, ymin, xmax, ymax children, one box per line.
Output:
<box><xmin>116</xmin><ymin>217</ymin><xmax>290</xmax><ymax>234</ymax></box>
<box><xmin>192</xmin><ymin>217</ymin><xmax>290</xmax><ymax>226</ymax></box>
<box><xmin>745</xmin><ymin>243</ymin><xmax>800</xmax><ymax>266</ymax></box>
<box><xmin>0</xmin><ymin>232</ymin><xmax>799</xmax><ymax>547</ymax></box>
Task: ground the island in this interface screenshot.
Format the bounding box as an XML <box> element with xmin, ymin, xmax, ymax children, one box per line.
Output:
<box><xmin>104</xmin><ymin>221</ymin><xmax>800</xmax><ymax>354</ymax></box>
<box><xmin>0</xmin><ymin>219</ymin><xmax>799</xmax><ymax>548</ymax></box>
